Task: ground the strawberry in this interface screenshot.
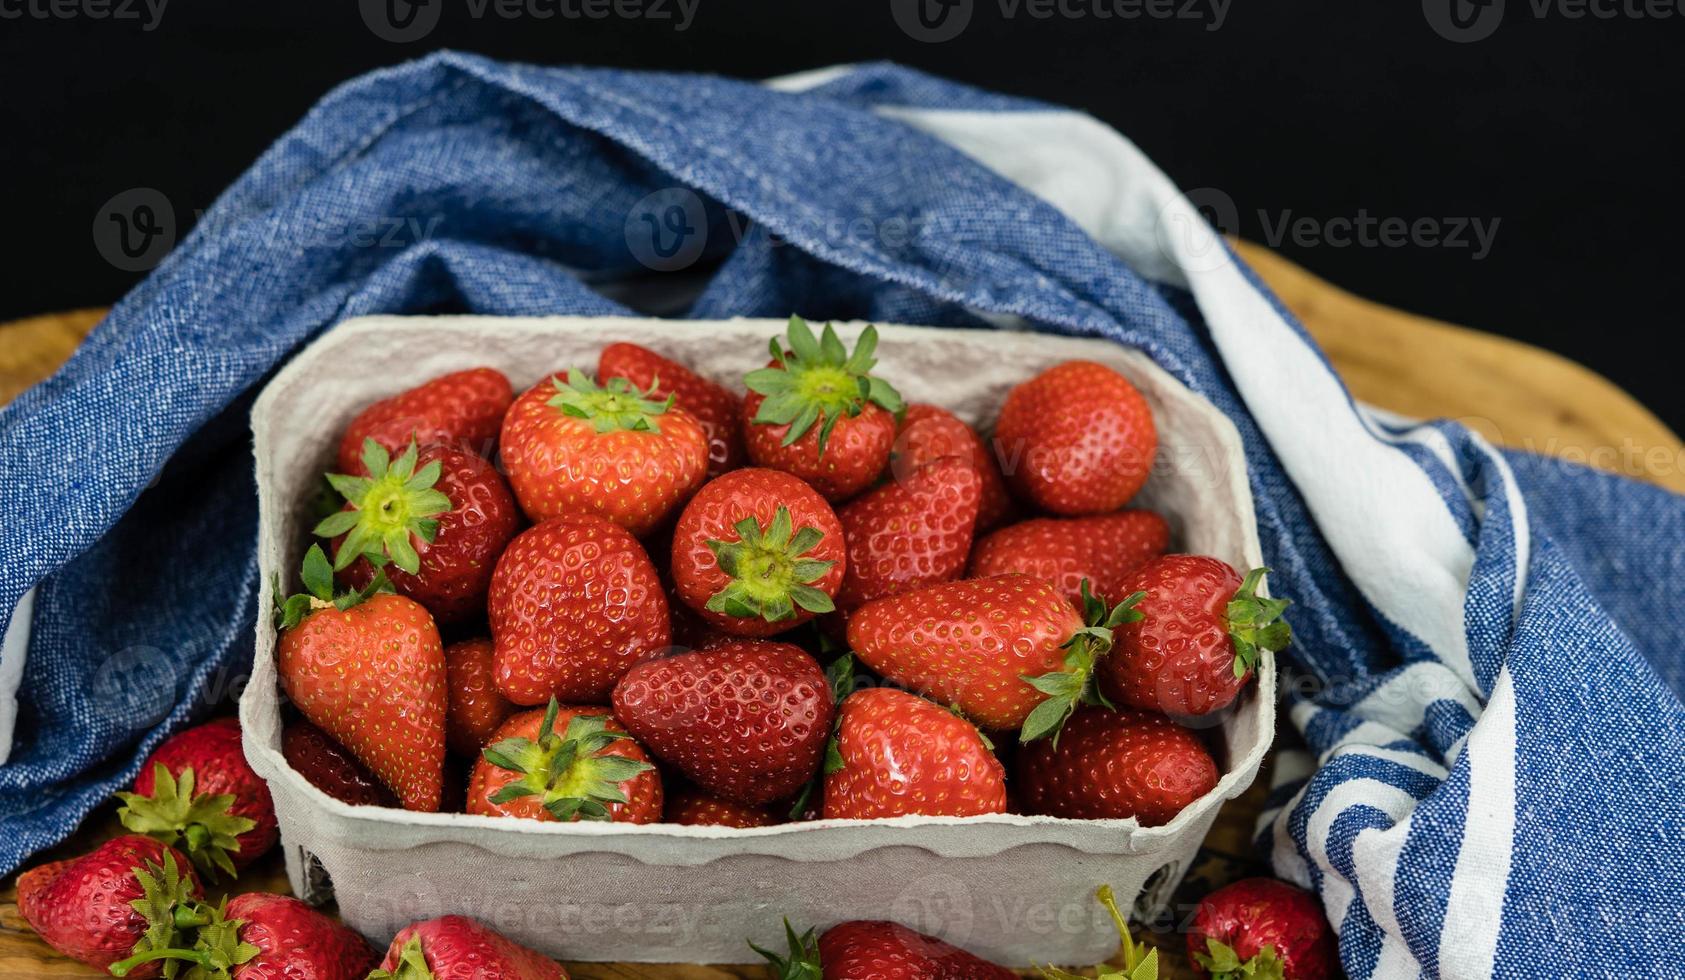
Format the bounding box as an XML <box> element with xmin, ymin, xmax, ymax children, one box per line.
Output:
<box><xmin>468</xmin><ymin>700</ymin><xmax>661</xmax><ymax>823</ymax></box>
<box><xmin>968</xmin><ymin>510</ymin><xmax>1169</xmax><ymax>609</ymax></box>
<box><xmin>318</xmin><ymin>440</ymin><xmax>521</xmax><ymax>625</ymax></box>
<box><xmin>488</xmin><ymin>515</ymin><xmax>671</xmax><ymax>705</ymax></box>
<box><xmin>666</xmin><ymin>786</ymin><xmax>781</xmax><ymax>828</ymax></box>
<box><xmin>371</xmin><ymin>915</ymin><xmax>568</xmax><ymax>980</ymax></box>
<box><xmin>892</xmin><ymin>403</ymin><xmax>1011</xmax><ymax>530</ymax></box>
<box><xmin>1189</xmin><ymin>878</ymin><xmax>1337</xmax><ymax>980</ymax></box>
<box><xmin>1015</xmin><ymin>705</ymin><xmax>1218</xmax><ymax>825</ymax></box>
<box><xmin>1039</xmin><ymin>885</ymin><xmax>1161</xmax><ymax>980</ymax></box>
<box><xmin>110</xmin><ymin>892</ymin><xmax>377</xmax><ymax>979</ymax></box>
<box><xmin>500</xmin><ymin>370</ymin><xmax>709</xmax><ymax>534</ymax></box>
<box><xmin>336</xmin><ymin>367</ymin><xmax>512</xmax><ymax>475</ymax></box>
<box><xmin>822</xmin><ymin>687</ymin><xmax>1006</xmax><ymax>819</ymax></box>
<box><xmin>281</xmin><ymin>718</ymin><xmax>399</xmax><ymax>807</ymax></box>
<box><xmin>846</xmin><ymin>574</ymin><xmax>1141</xmax><ymax>741</ymax></box>
<box><xmin>754</xmin><ymin>918</ymin><xmax>1016</xmax><ymax>980</ymax></box>
<box><xmin>17</xmin><ymin>835</ymin><xmax>201</xmax><ymax>976</ymax></box>
<box><xmin>613</xmin><ymin>640</ymin><xmax>833</xmax><ymax>805</ymax></box>
<box><xmin>1097</xmin><ymin>557</ymin><xmax>1291</xmax><ymax>718</ymax></box>
<box><xmin>599</xmin><ymin>341</ymin><xmax>746</xmax><ymax>478</ymax></box>
<box><xmin>116</xmin><ymin>717</ymin><xmax>275</xmax><ymax>880</ymax></box>
<box><xmin>670</xmin><ymin>468</ymin><xmax>846</xmax><ymax>637</ymax></box>
<box><xmin>741</xmin><ymin>316</ymin><xmax>903</xmax><ymax>502</ymax></box>
<box><xmin>992</xmin><ymin>360</ymin><xmax>1157</xmax><ymax>515</ymax></box>
<box><xmin>275</xmin><ymin>545</ymin><xmax>447</xmax><ymax>812</ymax></box>
<box><xmin>835</xmin><ymin>455</ymin><xmax>981</xmax><ymax>611</ymax></box>
<box><xmin>444</xmin><ymin>637</ymin><xmax>517</xmax><ymax>757</ymax></box>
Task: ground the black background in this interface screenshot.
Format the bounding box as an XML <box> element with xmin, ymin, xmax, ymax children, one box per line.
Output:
<box><xmin>2</xmin><ymin>0</ymin><xmax>1680</xmax><ymax>428</ymax></box>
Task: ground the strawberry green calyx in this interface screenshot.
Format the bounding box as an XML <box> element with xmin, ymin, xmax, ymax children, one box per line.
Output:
<box><xmin>1019</xmin><ymin>581</ymin><xmax>1145</xmax><ymax>745</ymax></box>
<box><xmin>115</xmin><ymin>764</ymin><xmax>258</xmax><ymax>881</ymax></box>
<box><xmin>547</xmin><ymin>370</ymin><xmax>675</xmax><ymax>433</ymax></box>
<box><xmin>706</xmin><ymin>506</ymin><xmax>838</xmax><ymax>622</ymax></box>
<box><xmin>1039</xmin><ymin>885</ymin><xmax>1159</xmax><ymax>980</ymax></box>
<box><xmin>273</xmin><ymin>544</ymin><xmax>393</xmax><ymax>630</ymax></box>
<box><xmin>749</xmin><ymin>918</ymin><xmax>823</xmax><ymax>980</ymax></box>
<box><xmin>1194</xmin><ymin>937</ymin><xmax>1285</xmax><ymax>980</ymax></box>
<box><xmin>745</xmin><ymin>316</ymin><xmax>903</xmax><ymax>456</ymax></box>
<box><xmin>109</xmin><ymin>898</ymin><xmax>258</xmax><ymax>979</ymax></box>
<box><xmin>315</xmin><ymin>438</ymin><xmax>452</xmax><ymax>575</ymax></box>
<box><xmin>480</xmin><ymin>699</ymin><xmax>654</xmax><ymax>822</ymax></box>
<box><xmin>104</xmin><ymin>852</ymin><xmax>208</xmax><ymax>979</ymax></box>
<box><xmin>367</xmin><ymin>936</ymin><xmax>434</xmax><ymax>980</ymax></box>
<box><xmin>1227</xmin><ymin>568</ymin><xmax>1292</xmax><ymax>679</ymax></box>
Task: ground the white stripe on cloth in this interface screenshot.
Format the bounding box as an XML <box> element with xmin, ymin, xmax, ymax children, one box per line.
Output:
<box><xmin>1436</xmin><ymin>667</ymin><xmax>1518</xmax><ymax>979</ymax></box>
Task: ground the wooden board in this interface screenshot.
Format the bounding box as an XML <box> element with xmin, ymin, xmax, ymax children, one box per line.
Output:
<box><xmin>1</xmin><ymin>246</ymin><xmax>1678</xmax><ymax>978</ymax></box>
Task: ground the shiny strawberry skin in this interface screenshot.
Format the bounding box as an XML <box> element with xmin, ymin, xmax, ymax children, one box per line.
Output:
<box><xmin>670</xmin><ymin>468</ymin><xmax>846</xmax><ymax>637</ymax></box>
<box><xmin>742</xmin><ymin>389</ymin><xmax>896</xmax><ymax>502</ymax></box>
<box><xmin>379</xmin><ymin>915</ymin><xmax>569</xmax><ymax>980</ymax></box>
<box><xmin>818</xmin><ymin>920</ymin><xmax>1017</xmax><ymax>980</ymax></box>
<box><xmin>1015</xmin><ymin>706</ymin><xmax>1218</xmax><ymax>825</ymax></box>
<box><xmin>488</xmin><ymin>515</ymin><xmax>671</xmax><ymax>705</ymax></box>
<box><xmin>130</xmin><ymin>717</ymin><xmax>278</xmax><ymax>870</ymax></box>
<box><xmin>893</xmin><ymin>403</ymin><xmax>1011</xmax><ymax>530</ymax></box>
<box><xmin>836</xmin><ymin>456</ymin><xmax>981</xmax><ymax>611</ymax></box>
<box><xmin>1189</xmin><ymin>878</ymin><xmax>1337</xmax><ymax>980</ymax></box>
<box><xmin>17</xmin><ymin>835</ymin><xmax>201</xmax><ymax>975</ymax></box>
<box><xmin>336</xmin><ymin>367</ymin><xmax>512</xmax><ymax>475</ymax></box>
<box><xmin>277</xmin><ymin>592</ymin><xmax>447</xmax><ymax>811</ymax></box>
<box><xmin>968</xmin><ymin>509</ymin><xmax>1169</xmax><ymax>608</ymax></box>
<box><xmin>467</xmin><ymin>706</ymin><xmax>662</xmax><ymax>824</ymax></box>
<box><xmin>823</xmin><ymin>688</ymin><xmax>1006</xmax><ymax>819</ymax></box>
<box><xmin>665</xmin><ymin>787</ymin><xmax>781</xmax><ymax>828</ymax></box>
<box><xmin>599</xmin><ymin>342</ymin><xmax>746</xmax><ymax>479</ymax></box>
<box><xmin>500</xmin><ymin>372</ymin><xmax>709</xmax><ymax>535</ymax></box>
<box><xmin>846</xmin><ymin>575</ymin><xmax>1084</xmax><ymax>730</ymax></box>
<box><xmin>993</xmin><ymin>360</ymin><xmax>1157</xmax><ymax>515</ymax></box>
<box><xmin>444</xmin><ymin>638</ymin><xmax>517</xmax><ymax>757</ymax></box>
<box><xmin>613</xmin><ymin>640</ymin><xmax>833</xmax><ymax>805</ymax></box>
<box><xmin>226</xmin><ymin>892</ymin><xmax>378</xmax><ymax>980</ymax></box>
<box><xmin>1097</xmin><ymin>554</ymin><xmax>1250</xmax><ymax>717</ymax></box>
<box><xmin>281</xmin><ymin>719</ymin><xmax>398</xmax><ymax>807</ymax></box>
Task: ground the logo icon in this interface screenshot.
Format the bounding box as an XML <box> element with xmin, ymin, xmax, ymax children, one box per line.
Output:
<box><xmin>360</xmin><ymin>0</ymin><xmax>442</xmax><ymax>42</ymax></box>
<box><xmin>625</xmin><ymin>188</ymin><xmax>708</xmax><ymax>272</ymax></box>
<box><xmin>1156</xmin><ymin>186</ymin><xmax>1239</xmax><ymax>275</ymax></box>
<box><xmin>92</xmin><ymin>188</ymin><xmax>176</xmax><ymax>273</ymax></box>
<box><xmin>1424</xmin><ymin>0</ymin><xmax>1504</xmax><ymax>42</ymax></box>
<box><xmin>890</xmin><ymin>0</ymin><xmax>973</xmax><ymax>42</ymax></box>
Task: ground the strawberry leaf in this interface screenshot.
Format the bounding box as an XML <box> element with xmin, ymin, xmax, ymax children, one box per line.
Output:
<box><xmin>317</xmin><ymin>438</ymin><xmax>453</xmax><ymax>575</ymax></box>
<box><xmin>744</xmin><ymin>317</ymin><xmax>903</xmax><ymax>459</ymax></box>
<box><xmin>705</xmin><ymin>506</ymin><xmax>837</xmax><ymax>623</ymax></box>
<box><xmin>366</xmin><ymin>936</ymin><xmax>434</xmax><ymax>980</ymax></box>
<box><xmin>750</xmin><ymin>918</ymin><xmax>823</xmax><ymax>980</ymax></box>
<box><xmin>478</xmin><ymin>700</ymin><xmax>652</xmax><ymax>822</ymax></box>
<box><xmin>115</xmin><ymin>764</ymin><xmax>257</xmax><ymax>882</ymax></box>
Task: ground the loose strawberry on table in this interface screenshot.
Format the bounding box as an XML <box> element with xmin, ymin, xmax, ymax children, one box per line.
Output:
<box><xmin>755</xmin><ymin>918</ymin><xmax>1016</xmax><ymax>980</ymax></box>
<box><xmin>599</xmin><ymin>340</ymin><xmax>746</xmax><ymax>478</ymax></box>
<box><xmin>993</xmin><ymin>359</ymin><xmax>1157</xmax><ymax>515</ymax></box>
<box><xmin>834</xmin><ymin>455</ymin><xmax>981</xmax><ymax>612</ymax></box>
<box><xmin>892</xmin><ymin>402</ymin><xmax>1012</xmax><ymax>531</ymax></box>
<box><xmin>116</xmin><ymin>717</ymin><xmax>275</xmax><ymax>880</ymax></box>
<box><xmin>109</xmin><ymin>892</ymin><xmax>378</xmax><ymax>980</ymax></box>
<box><xmin>17</xmin><ymin>835</ymin><xmax>201</xmax><ymax>977</ymax></box>
<box><xmin>665</xmin><ymin>786</ymin><xmax>782</xmax><ymax>828</ymax></box>
<box><xmin>742</xmin><ymin>316</ymin><xmax>904</xmax><ymax>502</ymax></box>
<box><xmin>336</xmin><ymin>366</ymin><xmax>513</xmax><ymax>475</ymax></box>
<box><xmin>1189</xmin><ymin>878</ymin><xmax>1337</xmax><ymax>980</ymax></box>
<box><xmin>1015</xmin><ymin>705</ymin><xmax>1219</xmax><ymax>825</ymax></box>
<box><xmin>968</xmin><ymin>509</ymin><xmax>1169</xmax><ymax>609</ymax></box>
<box><xmin>371</xmin><ymin>915</ymin><xmax>569</xmax><ymax>980</ymax></box>
<box><xmin>500</xmin><ymin>369</ymin><xmax>709</xmax><ymax>534</ymax></box>
<box><xmin>444</xmin><ymin>637</ymin><xmax>517</xmax><ymax>757</ymax></box>
<box><xmin>488</xmin><ymin>514</ymin><xmax>670</xmax><ymax>705</ymax></box>
<box><xmin>823</xmin><ymin>687</ymin><xmax>1006</xmax><ymax>820</ymax></box>
<box><xmin>468</xmin><ymin>700</ymin><xmax>661</xmax><ymax>824</ymax></box>
<box><xmin>281</xmin><ymin>718</ymin><xmax>399</xmax><ymax>807</ymax></box>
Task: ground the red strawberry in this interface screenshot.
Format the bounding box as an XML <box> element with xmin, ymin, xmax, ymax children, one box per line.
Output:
<box><xmin>17</xmin><ymin>835</ymin><xmax>201</xmax><ymax>976</ymax></box>
<box><xmin>468</xmin><ymin>701</ymin><xmax>661</xmax><ymax>824</ymax></box>
<box><xmin>741</xmin><ymin>316</ymin><xmax>903</xmax><ymax>502</ymax></box>
<box><xmin>847</xmin><ymin>574</ymin><xmax>1140</xmax><ymax>741</ymax></box>
<box><xmin>110</xmin><ymin>892</ymin><xmax>378</xmax><ymax>979</ymax></box>
<box><xmin>599</xmin><ymin>341</ymin><xmax>746</xmax><ymax>478</ymax></box>
<box><xmin>1015</xmin><ymin>705</ymin><xmax>1218</xmax><ymax>825</ymax></box>
<box><xmin>319</xmin><ymin>440</ymin><xmax>521</xmax><ymax>625</ymax></box>
<box><xmin>1040</xmin><ymin>885</ymin><xmax>1162</xmax><ymax>980</ymax></box>
<box><xmin>892</xmin><ymin>403</ymin><xmax>1010</xmax><ymax>530</ymax></box>
<box><xmin>444</xmin><ymin>638</ymin><xmax>517</xmax><ymax>757</ymax></box>
<box><xmin>116</xmin><ymin>717</ymin><xmax>276</xmax><ymax>880</ymax></box>
<box><xmin>1189</xmin><ymin>878</ymin><xmax>1337</xmax><ymax>980</ymax></box>
<box><xmin>372</xmin><ymin>915</ymin><xmax>568</xmax><ymax>980</ymax></box>
<box><xmin>613</xmin><ymin>640</ymin><xmax>833</xmax><ymax>805</ymax></box>
<box><xmin>500</xmin><ymin>370</ymin><xmax>709</xmax><ymax>535</ymax></box>
<box><xmin>835</xmin><ymin>455</ymin><xmax>980</xmax><ymax>611</ymax></box>
<box><xmin>281</xmin><ymin>718</ymin><xmax>399</xmax><ymax>807</ymax></box>
<box><xmin>275</xmin><ymin>545</ymin><xmax>447</xmax><ymax>812</ymax></box>
<box><xmin>1098</xmin><ymin>557</ymin><xmax>1291</xmax><ymax>718</ymax></box>
<box><xmin>823</xmin><ymin>688</ymin><xmax>1006</xmax><ymax>819</ymax></box>
<box><xmin>993</xmin><ymin>360</ymin><xmax>1157</xmax><ymax>515</ymax></box>
<box><xmin>336</xmin><ymin>367</ymin><xmax>512</xmax><ymax>475</ymax></box>
<box><xmin>754</xmin><ymin>919</ymin><xmax>1015</xmax><ymax>980</ymax></box>
<box><xmin>488</xmin><ymin>515</ymin><xmax>671</xmax><ymax>705</ymax></box>
<box><xmin>670</xmin><ymin>468</ymin><xmax>846</xmax><ymax>637</ymax></box>
<box><xmin>666</xmin><ymin>787</ymin><xmax>781</xmax><ymax>828</ymax></box>
<box><xmin>968</xmin><ymin>510</ymin><xmax>1169</xmax><ymax>609</ymax></box>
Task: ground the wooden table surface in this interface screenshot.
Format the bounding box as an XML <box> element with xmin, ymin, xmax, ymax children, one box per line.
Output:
<box><xmin>1</xmin><ymin>242</ymin><xmax>1678</xmax><ymax>978</ymax></box>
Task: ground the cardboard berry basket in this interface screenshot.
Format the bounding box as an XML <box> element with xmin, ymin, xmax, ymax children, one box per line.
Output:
<box><xmin>239</xmin><ymin>314</ymin><xmax>1273</xmax><ymax>966</ymax></box>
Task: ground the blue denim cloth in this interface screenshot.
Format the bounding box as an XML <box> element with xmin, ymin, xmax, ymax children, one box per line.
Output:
<box><xmin>1</xmin><ymin>54</ymin><xmax>1681</xmax><ymax>975</ymax></box>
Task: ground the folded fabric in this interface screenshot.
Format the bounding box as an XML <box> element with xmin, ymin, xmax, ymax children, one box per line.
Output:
<box><xmin>0</xmin><ymin>53</ymin><xmax>1680</xmax><ymax>977</ymax></box>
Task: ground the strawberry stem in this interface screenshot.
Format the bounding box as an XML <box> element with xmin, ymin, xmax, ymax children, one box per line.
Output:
<box><xmin>115</xmin><ymin>763</ymin><xmax>258</xmax><ymax>882</ymax></box>
<box><xmin>367</xmin><ymin>936</ymin><xmax>436</xmax><ymax>980</ymax></box>
<box><xmin>749</xmin><ymin>918</ymin><xmax>823</xmax><ymax>980</ymax></box>
<box><xmin>705</xmin><ymin>505</ymin><xmax>838</xmax><ymax>622</ymax></box>
<box><xmin>1018</xmin><ymin>581</ymin><xmax>1144</xmax><ymax>744</ymax></box>
<box><xmin>480</xmin><ymin>700</ymin><xmax>654</xmax><ymax>821</ymax></box>
<box><xmin>316</xmin><ymin>438</ymin><xmax>452</xmax><ymax>576</ymax></box>
<box><xmin>273</xmin><ymin>544</ymin><xmax>392</xmax><ymax>629</ymax></box>
<box><xmin>744</xmin><ymin>316</ymin><xmax>903</xmax><ymax>457</ymax></box>
<box><xmin>547</xmin><ymin>370</ymin><xmax>674</xmax><ymax>433</ymax></box>
<box><xmin>1226</xmin><ymin>567</ymin><xmax>1292</xmax><ymax>679</ymax></box>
